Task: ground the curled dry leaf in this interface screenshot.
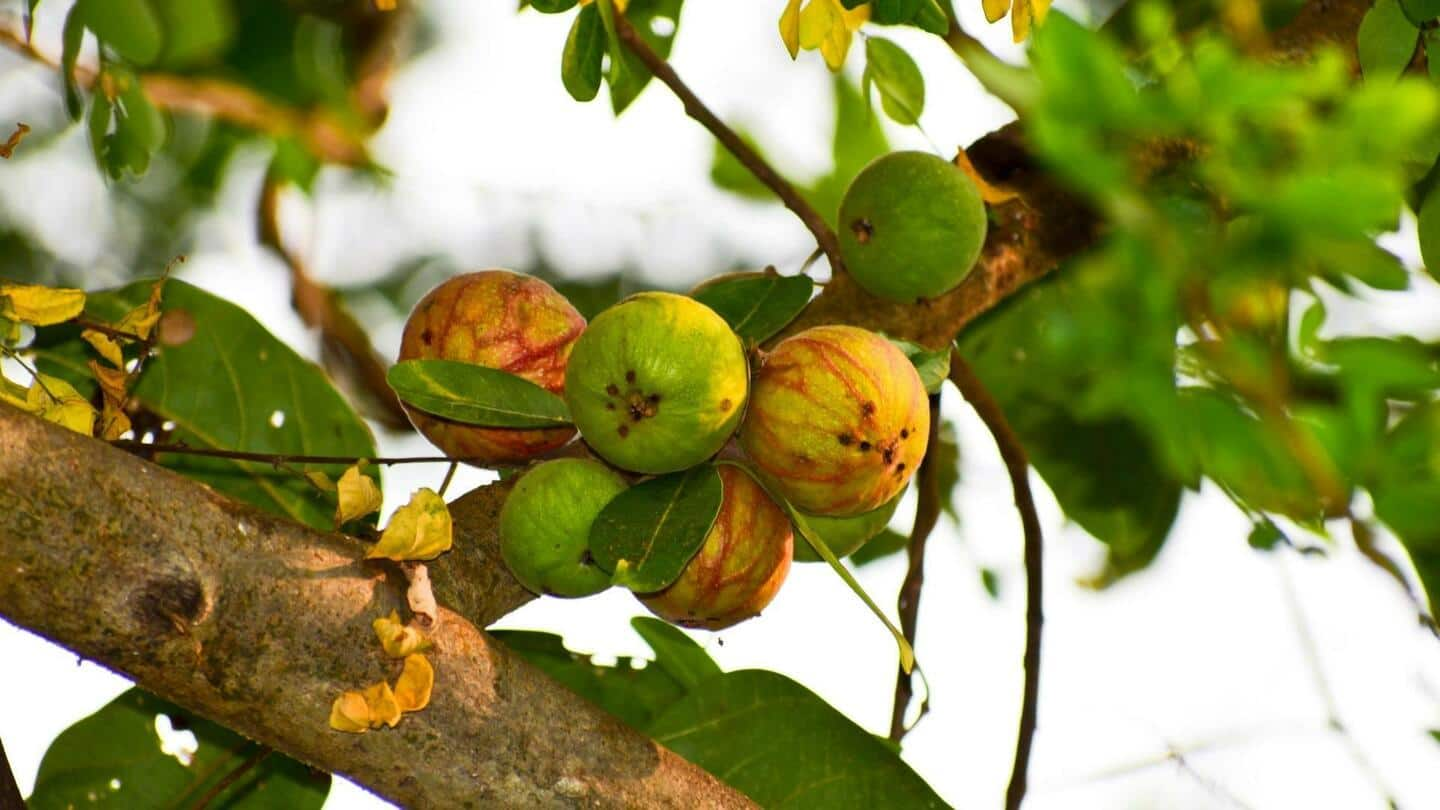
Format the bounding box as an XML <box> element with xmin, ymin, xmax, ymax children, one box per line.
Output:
<box><xmin>393</xmin><ymin>654</ymin><xmax>434</xmax><ymax>713</ymax></box>
<box><xmin>362</xmin><ymin>681</ymin><xmax>402</xmax><ymax>729</ymax></box>
<box><xmin>372</xmin><ymin>610</ymin><xmax>432</xmax><ymax>658</ymax></box>
<box><xmin>27</xmin><ymin>375</ymin><xmax>96</xmax><ymax>436</ymax></box>
<box><xmin>366</xmin><ymin>488</ymin><xmax>452</xmax><ymax>562</ymax></box>
<box><xmin>82</xmin><ymin>329</ymin><xmax>124</xmax><ymax>368</ymax></box>
<box><xmin>328</xmin><ymin>690</ymin><xmax>371</xmax><ymax>733</ymax></box>
<box><xmin>335</xmin><ymin>462</ymin><xmax>382</xmax><ymax>527</ymax></box>
<box><xmin>0</xmin><ymin>284</ymin><xmax>85</xmax><ymax>326</ymax></box>
<box><xmin>116</xmin><ymin>279</ymin><xmax>166</xmax><ymax>341</ymax></box>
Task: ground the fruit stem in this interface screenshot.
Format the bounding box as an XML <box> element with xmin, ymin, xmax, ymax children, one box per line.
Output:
<box><xmin>609</xmin><ymin>11</ymin><xmax>845</xmax><ymax>276</ymax></box>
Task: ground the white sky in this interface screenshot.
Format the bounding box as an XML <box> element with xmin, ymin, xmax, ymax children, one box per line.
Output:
<box><xmin>2</xmin><ymin>0</ymin><xmax>1439</xmax><ymax>808</ymax></box>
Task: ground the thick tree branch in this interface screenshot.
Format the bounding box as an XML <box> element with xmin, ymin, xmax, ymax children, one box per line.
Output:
<box><xmin>0</xmin><ymin>736</ymin><xmax>22</xmax><ymax>810</ymax></box>
<box><xmin>609</xmin><ymin>11</ymin><xmax>845</xmax><ymax>275</ymax></box>
<box><xmin>948</xmin><ymin>352</ymin><xmax>1043</xmax><ymax>810</ymax></box>
<box><xmin>889</xmin><ymin>392</ymin><xmax>943</xmax><ymax>742</ymax></box>
<box><xmin>0</xmin><ymin>403</ymin><xmax>750</xmax><ymax>809</ymax></box>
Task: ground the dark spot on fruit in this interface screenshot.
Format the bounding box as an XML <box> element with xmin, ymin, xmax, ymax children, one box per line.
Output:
<box><xmin>859</xmin><ymin>441</ymin><xmax>872</xmax><ymax>452</ymax></box>
<box><xmin>837</xmin><ymin>434</ymin><xmax>852</xmax><ymax>446</ymax></box>
<box><xmin>580</xmin><ymin>550</ymin><xmax>595</xmax><ymax>565</ymax></box>
<box><xmin>625</xmin><ymin>370</ymin><xmax>637</xmax><ymax>383</ymax></box>
<box><xmin>618</xmin><ymin>425</ymin><xmax>630</xmax><ymax>437</ymax></box>
<box><xmin>606</xmin><ymin>384</ymin><xmax>620</xmax><ymax>396</ymax></box>
<box><xmin>882</xmin><ymin>447</ymin><xmax>895</xmax><ymax>464</ymax></box>
<box><xmin>421</xmin><ymin>329</ymin><xmax>434</xmax><ymax>344</ymax></box>
<box><xmin>648</xmin><ymin>393</ymin><xmax>661</xmax><ymax>404</ymax></box>
<box><xmin>900</xmin><ymin>429</ymin><xmax>909</xmax><ymax>439</ymax></box>
<box><xmin>862</xmin><ymin>401</ymin><xmax>876</xmax><ymax>416</ymax></box>
<box><xmin>720</xmin><ymin>398</ymin><xmax>732</xmax><ymax>412</ymax></box>
<box><xmin>605</xmin><ymin>402</ymin><xmax>616</xmax><ymax>410</ymax></box>
<box><xmin>851</xmin><ymin>218</ymin><xmax>874</xmax><ymax>245</ymax></box>
<box><xmin>896</xmin><ymin>463</ymin><xmax>906</xmax><ymax>473</ymax></box>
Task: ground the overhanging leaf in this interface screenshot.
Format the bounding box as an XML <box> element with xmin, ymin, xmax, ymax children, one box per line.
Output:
<box><xmin>30</xmin><ymin>688</ymin><xmax>329</xmax><ymax>809</ymax></box>
<box><xmin>562</xmin><ymin>5</ymin><xmax>606</xmax><ymax>102</ymax></box>
<box><xmin>588</xmin><ymin>465</ymin><xmax>723</xmax><ymax>592</ymax></box>
<box><xmin>691</xmin><ymin>273</ymin><xmax>814</xmax><ymax>344</ymax></box>
<box><xmin>888</xmin><ymin>338</ymin><xmax>950</xmax><ymax>393</ymax></box>
<box><xmin>387</xmin><ymin>359</ymin><xmax>572</xmax><ymax>428</ymax></box>
<box><xmin>630</xmin><ymin>616</ymin><xmax>721</xmax><ymax>689</ymax></box>
<box><xmin>864</xmin><ymin>37</ymin><xmax>926</xmax><ymax>125</ymax></box>
<box><xmin>1357</xmin><ymin>0</ymin><xmax>1420</xmax><ymax>82</ymax></box>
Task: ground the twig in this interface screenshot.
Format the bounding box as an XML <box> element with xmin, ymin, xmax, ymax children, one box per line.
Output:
<box><xmin>258</xmin><ymin>174</ymin><xmax>411</xmax><ymax>430</ymax></box>
<box><xmin>949</xmin><ymin>351</ymin><xmax>1043</xmax><ymax>810</ymax></box>
<box><xmin>110</xmin><ymin>439</ymin><xmax>482</xmax><ymax>467</ymax></box>
<box><xmin>0</xmin><ymin>25</ymin><xmax>367</xmax><ymax>166</ymax></box>
<box><xmin>1277</xmin><ymin>554</ymin><xmax>1403</xmax><ymax>809</ymax></box>
<box><xmin>0</xmin><ymin>735</ymin><xmax>23</xmax><ymax>810</ymax></box>
<box><xmin>890</xmin><ymin>392</ymin><xmax>943</xmax><ymax>742</ymax></box>
<box><xmin>437</xmin><ymin>461</ymin><xmax>460</xmax><ymax>497</ymax></box>
<box><xmin>608</xmin><ymin>11</ymin><xmax>844</xmax><ymax>275</ymax></box>
<box><xmin>0</xmin><ymin>123</ymin><xmax>28</xmax><ymax>159</ymax></box>
<box><xmin>190</xmin><ymin>745</ymin><xmax>272</xmax><ymax>810</ymax></box>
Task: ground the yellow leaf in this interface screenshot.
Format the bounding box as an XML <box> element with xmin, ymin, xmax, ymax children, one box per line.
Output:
<box><xmin>0</xmin><ymin>284</ymin><xmax>85</xmax><ymax>326</ymax></box>
<box><xmin>1011</xmin><ymin>0</ymin><xmax>1031</xmax><ymax>41</ymax></box>
<box><xmin>373</xmin><ymin>610</ymin><xmax>432</xmax><ymax>658</ymax></box>
<box><xmin>1</xmin><ymin>314</ymin><xmax>21</xmax><ymax>345</ymax></box>
<box><xmin>393</xmin><ymin>654</ymin><xmax>434</xmax><ymax>713</ymax></box>
<box><xmin>779</xmin><ymin>0</ymin><xmax>802</xmax><ymax>59</ymax></box>
<box><xmin>982</xmin><ymin>0</ymin><xmax>1010</xmax><ymax>23</ymax></box>
<box><xmin>336</xmin><ymin>463</ymin><xmax>383</xmax><ymax>527</ymax></box>
<box><xmin>329</xmin><ymin>691</ymin><xmax>371</xmax><ymax>733</ymax></box>
<box><xmin>100</xmin><ymin>401</ymin><xmax>132</xmax><ymax>441</ymax></box>
<box><xmin>306</xmin><ymin>470</ymin><xmax>337</xmax><ymax>492</ymax></box>
<box><xmin>1</xmin><ymin>376</ymin><xmax>29</xmax><ymax>409</ymax></box>
<box><xmin>366</xmin><ymin>488</ymin><xmax>452</xmax><ymax>562</ymax></box>
<box><xmin>793</xmin><ymin>0</ymin><xmax>867</xmax><ymax>71</ymax></box>
<box><xmin>953</xmin><ymin>147</ymin><xmax>1020</xmax><ymax>204</ymax></box>
<box><xmin>82</xmin><ymin>329</ymin><xmax>125</xmax><ymax>368</ymax></box>
<box><xmin>88</xmin><ymin>360</ymin><xmax>130</xmax><ymax>405</ymax></box>
<box><xmin>115</xmin><ymin>278</ymin><xmax>165</xmax><ymax>340</ymax></box>
<box><xmin>27</xmin><ymin>375</ymin><xmax>96</xmax><ymax>436</ymax></box>
<box><xmin>362</xmin><ymin>681</ymin><xmax>402</xmax><ymax>729</ymax></box>
<box><xmin>798</xmin><ymin>0</ymin><xmax>837</xmax><ymax>50</ymax></box>
<box><xmin>1031</xmin><ymin>0</ymin><xmax>1050</xmax><ymax>25</ymax></box>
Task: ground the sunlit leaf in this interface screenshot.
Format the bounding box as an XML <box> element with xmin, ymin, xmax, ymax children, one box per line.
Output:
<box><xmin>368</xmin><ymin>488</ymin><xmax>453</xmax><ymax>561</ymax></box>
<box><xmin>373</xmin><ymin>610</ymin><xmax>432</xmax><ymax>658</ymax></box>
<box><xmin>0</xmin><ymin>283</ymin><xmax>84</xmax><ymax>326</ymax></box>
<box><xmin>361</xmin><ymin>681</ymin><xmax>402</xmax><ymax>729</ymax></box>
<box><xmin>335</xmin><ymin>462</ymin><xmax>382</xmax><ymax>527</ymax></box>
<box><xmin>393</xmin><ymin>654</ymin><xmax>435</xmax><ymax>713</ymax></box>
<box><xmin>329</xmin><ymin>691</ymin><xmax>371</xmax><ymax>733</ymax></box>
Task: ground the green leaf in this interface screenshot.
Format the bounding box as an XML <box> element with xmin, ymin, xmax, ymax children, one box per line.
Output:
<box><xmin>1419</xmin><ymin>179</ymin><xmax>1440</xmax><ymax>278</ymax></box>
<box><xmin>29</xmin><ymin>688</ymin><xmax>328</xmax><ymax>809</ymax></box>
<box><xmin>1370</xmin><ymin>402</ymin><xmax>1440</xmax><ymax>603</ymax></box>
<box><xmin>791</xmin><ymin>509</ymin><xmax>915</xmax><ymax>672</ymax></box>
<box><xmin>691</xmin><ymin>273</ymin><xmax>813</xmax><ymax>344</ymax></box>
<box><xmin>150</xmin><ymin>0</ymin><xmax>235</xmax><ymax>66</ymax></box>
<box><xmin>32</xmin><ymin>279</ymin><xmax>379</xmax><ymax>531</ymax></box>
<box><xmin>980</xmin><ymin>567</ymin><xmax>1001</xmax><ymax>599</ymax></box>
<box><xmin>386</xmin><ymin>359</ymin><xmax>573</xmax><ymax>428</ymax></box>
<box><xmin>907</xmin><ymin>0</ymin><xmax>950</xmax><ymax>35</ymax></box>
<box><xmin>648</xmin><ymin>670</ymin><xmax>949</xmax><ymax>808</ymax></box>
<box><xmin>77</xmin><ymin>0</ymin><xmax>163</xmax><ymax>65</ymax></box>
<box><xmin>61</xmin><ymin>5</ymin><xmax>86</xmax><ymax>120</ymax></box>
<box><xmin>97</xmin><ymin>72</ymin><xmax>166</xmax><ymax>177</ymax></box>
<box><xmin>589</xmin><ymin>465</ymin><xmax>724</xmax><ymax>592</ymax></box>
<box><xmin>490</xmin><ymin>629</ymin><xmax>690</xmax><ymax>729</ymax></box>
<box><xmin>600</xmin><ymin>0</ymin><xmax>683</xmax><ymax>115</ymax></box>
<box><xmin>1357</xmin><ymin>0</ymin><xmax>1419</xmax><ymax>83</ymax></box>
<box><xmin>870</xmin><ymin>0</ymin><xmax>923</xmax><ymax>24</ymax></box>
<box><xmin>270</xmin><ymin>137</ymin><xmax>321</xmax><ymax>193</ymax></box>
<box><xmin>864</xmin><ymin>38</ymin><xmax>926</xmax><ymax>125</ymax></box>
<box><xmin>1401</xmin><ymin>0</ymin><xmax>1440</xmax><ymax>22</ymax></box>
<box><xmin>531</xmin><ymin>0</ymin><xmax>580</xmax><ymax>12</ymax></box>
<box><xmin>848</xmin><ymin>527</ymin><xmax>909</xmax><ymax>565</ymax></box>
<box><xmin>562</xmin><ymin>5</ymin><xmax>606</xmax><ymax>102</ymax></box>
<box><xmin>889</xmin><ymin>338</ymin><xmax>950</xmax><ymax>393</ymax></box>
<box><xmin>630</xmin><ymin>616</ymin><xmax>722</xmax><ymax>688</ymax></box>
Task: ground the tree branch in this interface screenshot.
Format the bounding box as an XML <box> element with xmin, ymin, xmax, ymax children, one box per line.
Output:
<box><xmin>948</xmin><ymin>351</ymin><xmax>1043</xmax><ymax>810</ymax></box>
<box><xmin>889</xmin><ymin>392</ymin><xmax>943</xmax><ymax>742</ymax></box>
<box><xmin>259</xmin><ymin>174</ymin><xmax>412</xmax><ymax>431</ymax></box>
<box><xmin>608</xmin><ymin>11</ymin><xmax>844</xmax><ymax>275</ymax></box>
<box><xmin>0</xmin><ymin>402</ymin><xmax>750</xmax><ymax>809</ymax></box>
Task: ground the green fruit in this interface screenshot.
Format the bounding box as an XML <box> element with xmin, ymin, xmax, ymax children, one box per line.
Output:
<box><xmin>793</xmin><ymin>490</ymin><xmax>902</xmax><ymax>562</ymax></box>
<box><xmin>499</xmin><ymin>458</ymin><xmax>626</xmax><ymax>597</ymax></box>
<box><xmin>564</xmin><ymin>292</ymin><xmax>749</xmax><ymax>474</ymax></box>
<box><xmin>838</xmin><ymin>151</ymin><xmax>987</xmax><ymax>303</ymax></box>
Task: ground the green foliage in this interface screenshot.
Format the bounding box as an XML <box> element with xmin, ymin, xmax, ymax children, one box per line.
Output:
<box><xmin>497</xmin><ymin>618</ymin><xmax>948</xmax><ymax>808</ymax></box>
<box><xmin>387</xmin><ymin>359</ymin><xmax>573</xmax><ymax>428</ymax></box>
<box><xmin>32</xmin><ymin>280</ymin><xmax>379</xmax><ymax>532</ymax></box>
<box><xmin>691</xmin><ymin>273</ymin><xmax>814</xmax><ymax>344</ymax></box>
<box><xmin>595</xmin><ymin>0</ymin><xmax>683</xmax><ymax>114</ymax></box>
<box><xmin>562</xmin><ymin>5</ymin><xmax>606</xmax><ymax>102</ymax></box>
<box><xmin>888</xmin><ymin>339</ymin><xmax>950</xmax><ymax>393</ymax></box>
<box><xmin>29</xmin><ymin>688</ymin><xmax>329</xmax><ymax>809</ymax></box>
<box><xmin>1358</xmin><ymin>0</ymin><xmax>1419</xmax><ymax>82</ymax></box>
<box><xmin>589</xmin><ymin>465</ymin><xmax>724</xmax><ymax>591</ymax></box>
<box><xmin>863</xmin><ymin>38</ymin><xmax>926</xmax><ymax>125</ymax></box>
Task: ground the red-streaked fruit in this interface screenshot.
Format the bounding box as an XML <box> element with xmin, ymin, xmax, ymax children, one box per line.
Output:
<box><xmin>499</xmin><ymin>458</ymin><xmax>626</xmax><ymax>597</ymax></box>
<box><xmin>739</xmin><ymin>325</ymin><xmax>929</xmax><ymax>517</ymax></box>
<box><xmin>564</xmin><ymin>292</ymin><xmax>748</xmax><ymax>474</ymax></box>
<box><xmin>640</xmin><ymin>465</ymin><xmax>793</xmax><ymax>630</ymax></box>
<box><xmin>399</xmin><ymin>270</ymin><xmax>584</xmax><ymax>464</ymax></box>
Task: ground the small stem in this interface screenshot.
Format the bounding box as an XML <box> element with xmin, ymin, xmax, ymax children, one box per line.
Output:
<box><xmin>110</xmin><ymin>439</ymin><xmax>485</xmax><ymax>468</ymax></box>
<box><xmin>190</xmin><ymin>745</ymin><xmax>272</xmax><ymax>810</ymax></box>
<box><xmin>608</xmin><ymin>11</ymin><xmax>844</xmax><ymax>275</ymax></box>
<box><xmin>437</xmin><ymin>461</ymin><xmax>460</xmax><ymax>497</ymax></box>
<box><xmin>74</xmin><ymin>319</ymin><xmax>147</xmax><ymax>343</ymax></box>
<box><xmin>949</xmin><ymin>350</ymin><xmax>1043</xmax><ymax>810</ymax></box>
<box><xmin>0</xmin><ymin>735</ymin><xmax>24</xmax><ymax>810</ymax></box>
<box><xmin>890</xmin><ymin>392</ymin><xmax>943</xmax><ymax>742</ymax></box>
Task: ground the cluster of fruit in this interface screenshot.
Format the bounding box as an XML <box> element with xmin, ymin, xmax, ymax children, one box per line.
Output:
<box><xmin>396</xmin><ymin>151</ymin><xmax>986</xmax><ymax>630</ymax></box>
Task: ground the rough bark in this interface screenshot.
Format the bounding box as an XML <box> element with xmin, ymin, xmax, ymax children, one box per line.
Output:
<box><xmin>0</xmin><ymin>403</ymin><xmax>752</xmax><ymax>809</ymax></box>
